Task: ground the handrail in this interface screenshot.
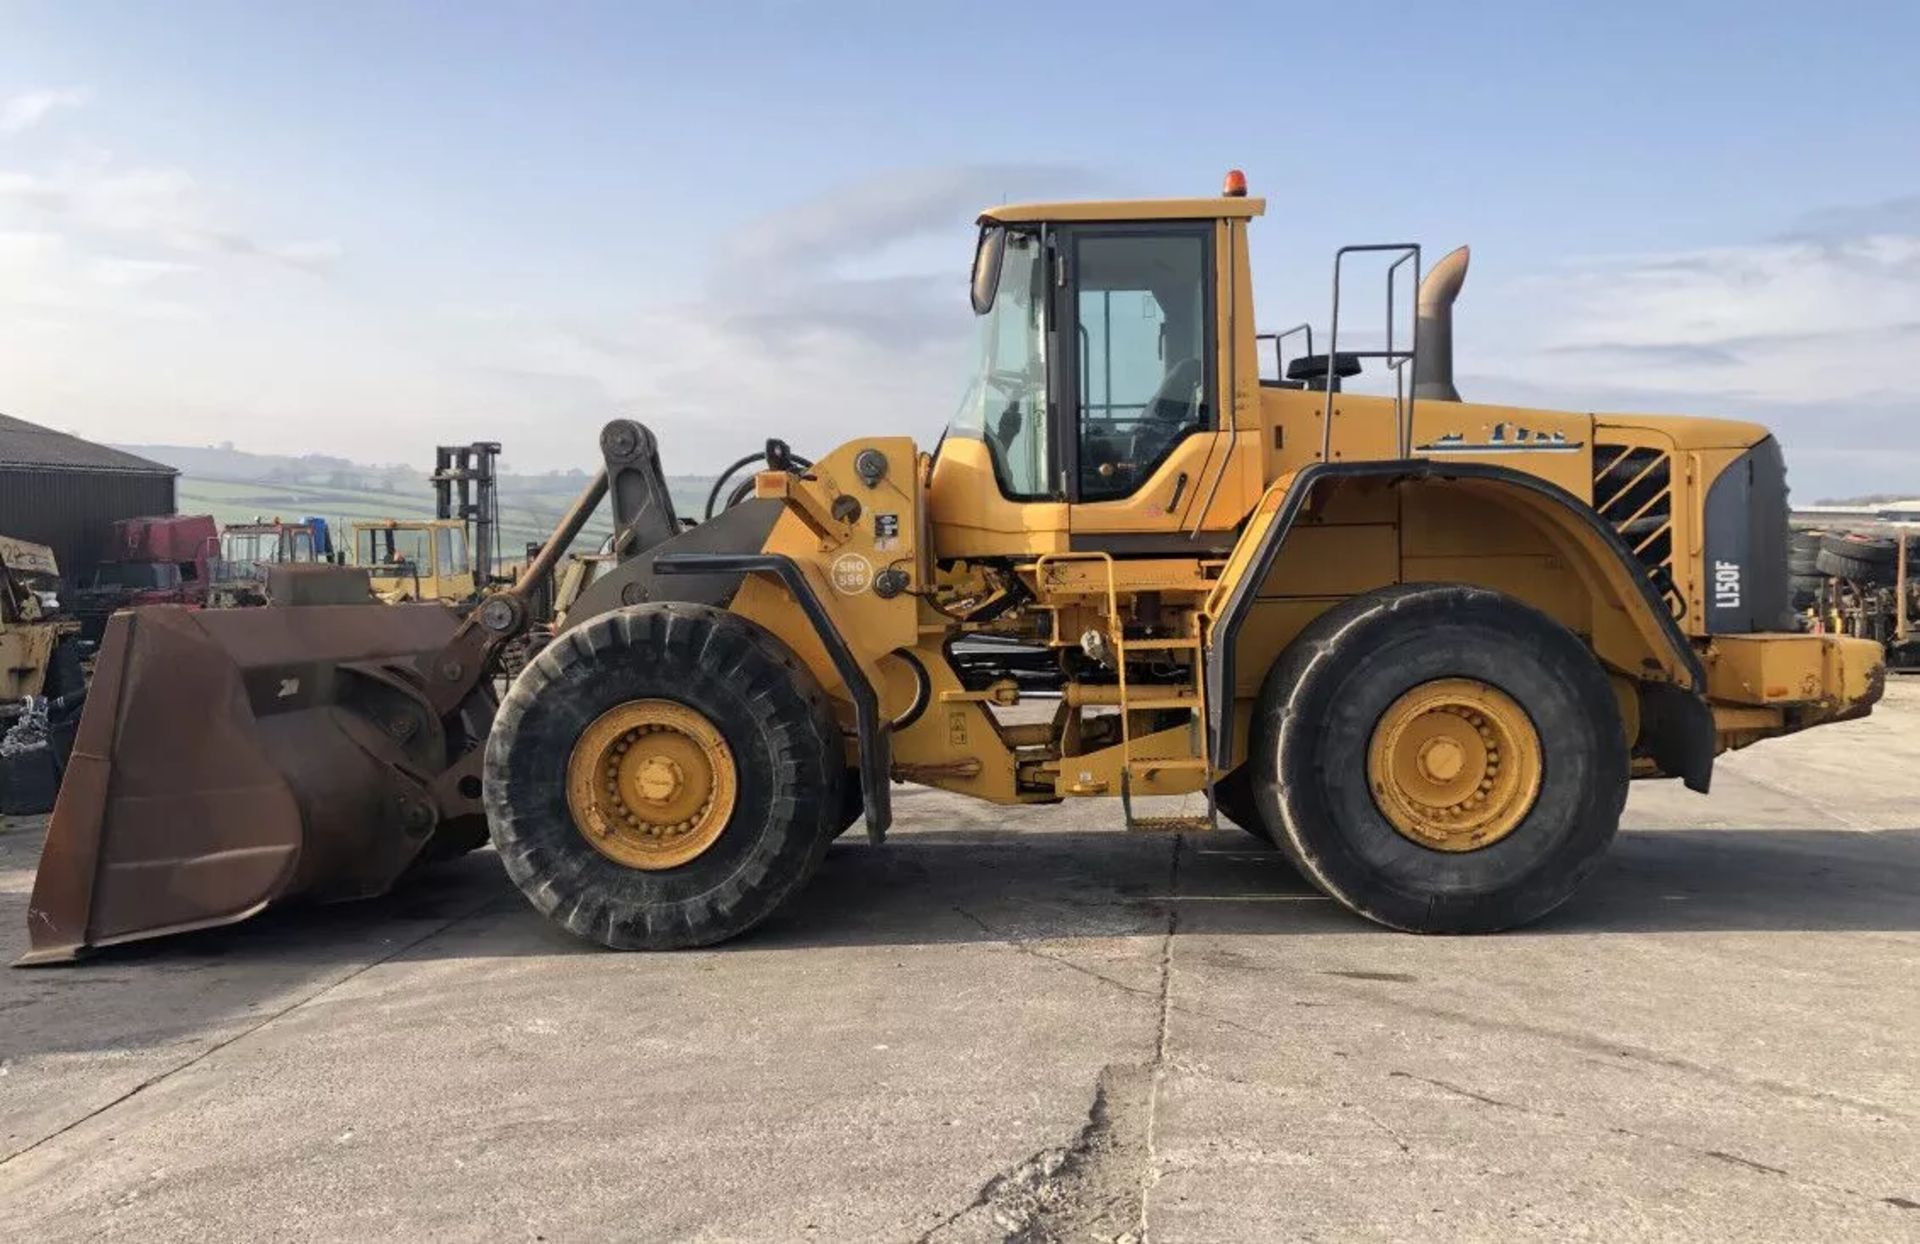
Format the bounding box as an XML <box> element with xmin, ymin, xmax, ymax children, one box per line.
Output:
<box><xmin>1320</xmin><ymin>244</ymin><xmax>1421</xmax><ymax>464</ymax></box>
<box><xmin>1252</xmin><ymin>322</ymin><xmax>1315</xmax><ymax>384</ymax></box>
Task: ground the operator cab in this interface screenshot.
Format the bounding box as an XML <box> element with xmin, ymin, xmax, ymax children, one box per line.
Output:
<box><xmin>932</xmin><ymin>187</ymin><xmax>1264</xmax><ymax>556</ymax></box>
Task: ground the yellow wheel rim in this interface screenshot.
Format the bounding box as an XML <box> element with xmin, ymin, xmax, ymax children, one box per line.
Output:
<box><xmin>1366</xmin><ymin>678</ymin><xmax>1543</xmax><ymax>852</ymax></box>
<box><xmin>565</xmin><ymin>699</ymin><xmax>738</xmax><ymax>871</ymax></box>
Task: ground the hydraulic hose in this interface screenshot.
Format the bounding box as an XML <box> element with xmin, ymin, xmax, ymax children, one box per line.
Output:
<box><xmin>704</xmin><ymin>452</ymin><xmax>767</xmax><ymax>521</ymax></box>
<box><xmin>704</xmin><ymin>444</ymin><xmax>815</xmax><ymax>520</ymax></box>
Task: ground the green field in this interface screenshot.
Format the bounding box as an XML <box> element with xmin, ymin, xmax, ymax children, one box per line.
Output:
<box><xmin>177</xmin><ymin>474</ymin><xmax>717</xmax><ymax>563</ymax></box>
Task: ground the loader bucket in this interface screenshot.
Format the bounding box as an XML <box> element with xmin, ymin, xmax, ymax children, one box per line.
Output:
<box><xmin>18</xmin><ymin>602</ymin><xmax>478</xmax><ymax>965</ymax></box>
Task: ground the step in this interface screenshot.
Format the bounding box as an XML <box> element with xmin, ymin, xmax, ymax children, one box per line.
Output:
<box><xmin>1117</xmin><ymin>636</ymin><xmax>1201</xmax><ymax>651</ymax></box>
<box><xmin>1126</xmin><ymin>695</ymin><xmax>1203</xmax><ymax>710</ymax></box>
<box><xmin>1126</xmin><ymin>757</ymin><xmax>1211</xmax><ymax>773</ymax></box>
<box><xmin>1127</xmin><ymin>814</ymin><xmax>1218</xmax><ymax>833</ymax></box>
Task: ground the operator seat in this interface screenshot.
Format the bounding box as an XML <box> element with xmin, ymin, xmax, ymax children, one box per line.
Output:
<box><xmin>1127</xmin><ymin>356</ymin><xmax>1203</xmax><ymax>470</ymax></box>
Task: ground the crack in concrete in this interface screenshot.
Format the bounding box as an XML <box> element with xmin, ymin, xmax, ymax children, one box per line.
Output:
<box><xmin>0</xmin><ymin>893</ymin><xmax>502</xmax><ymax>1169</ymax></box>
<box><xmin>1387</xmin><ymin>1069</ymin><xmax>1546</xmax><ymax>1116</ymax></box>
<box><xmin>917</xmin><ymin>1064</ymin><xmax>1152</xmax><ymax>1244</ymax></box>
<box><xmin>1706</xmin><ymin>1149</ymin><xmax>1789</xmax><ymax>1177</ymax></box>
<box><xmin>1387</xmin><ymin>1065</ymin><xmax>1896</xmax><ymax>1209</ymax></box>
<box><xmin>1349</xmin><ymin>1103</ymin><xmax>1413</xmax><ymax>1156</ymax></box>
<box><xmin>1316</xmin><ymin>978</ymin><xmax>1914</xmax><ymax>1125</ymax></box>
<box><xmin>929</xmin><ymin>835</ymin><xmax>1184</xmax><ymax>1244</ymax></box>
<box><xmin>933</xmin><ymin>838</ymin><xmax>1915</xmax><ymax>1226</ymax></box>
<box><xmin>1138</xmin><ymin>833</ymin><xmax>1181</xmax><ymax>1241</ymax></box>
<box><xmin>948</xmin><ymin>907</ymin><xmax>1162</xmax><ymax>1002</ymax></box>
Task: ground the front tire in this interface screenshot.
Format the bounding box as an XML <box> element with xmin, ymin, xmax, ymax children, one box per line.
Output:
<box><xmin>1251</xmin><ymin>584</ymin><xmax>1627</xmax><ymax>933</ymax></box>
<box><xmin>484</xmin><ymin>603</ymin><xmax>844</xmax><ymax>949</ymax></box>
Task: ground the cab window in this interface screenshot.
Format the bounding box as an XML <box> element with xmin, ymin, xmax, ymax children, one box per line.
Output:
<box><xmin>946</xmin><ymin>228</ymin><xmax>1053</xmax><ymax>500</ymax></box>
<box><xmin>436</xmin><ymin>527</ymin><xmax>465</xmax><ymax>577</ymax></box>
<box><xmin>1073</xmin><ymin>231</ymin><xmax>1211</xmax><ymax>502</ymax></box>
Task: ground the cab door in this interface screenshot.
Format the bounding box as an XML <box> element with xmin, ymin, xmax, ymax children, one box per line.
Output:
<box><xmin>1059</xmin><ymin>222</ymin><xmax>1232</xmax><ymax>549</ymax></box>
<box><xmin>435</xmin><ymin>524</ymin><xmax>476</xmax><ymax>600</ymax></box>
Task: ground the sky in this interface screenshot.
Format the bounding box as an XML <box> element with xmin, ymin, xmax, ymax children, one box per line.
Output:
<box><xmin>0</xmin><ymin>0</ymin><xmax>1916</xmax><ymax>497</ymax></box>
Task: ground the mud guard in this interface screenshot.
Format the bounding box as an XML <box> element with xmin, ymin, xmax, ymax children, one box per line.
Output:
<box><xmin>1205</xmin><ymin>459</ymin><xmax>1715</xmax><ymax>792</ymax></box>
<box><xmin>565</xmin><ymin>498</ymin><xmax>786</xmax><ymax>625</ymax></box>
<box><xmin>653</xmin><ymin>552</ymin><xmax>892</xmax><ymax>842</ymax></box>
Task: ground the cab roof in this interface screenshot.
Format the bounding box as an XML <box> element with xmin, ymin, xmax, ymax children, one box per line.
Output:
<box><xmin>979</xmin><ymin>196</ymin><xmax>1267</xmax><ymax>225</ymax></box>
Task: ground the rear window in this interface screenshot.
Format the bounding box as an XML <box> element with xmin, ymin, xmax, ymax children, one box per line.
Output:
<box><xmin>93</xmin><ymin>562</ymin><xmax>179</xmax><ymax>589</ymax></box>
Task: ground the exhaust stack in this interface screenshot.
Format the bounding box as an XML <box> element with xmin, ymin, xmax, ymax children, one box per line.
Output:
<box><xmin>1414</xmin><ymin>245</ymin><xmax>1469</xmax><ymax>402</ymax></box>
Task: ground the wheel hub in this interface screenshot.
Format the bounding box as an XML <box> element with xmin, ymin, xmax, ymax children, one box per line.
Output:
<box><xmin>1366</xmin><ymin>678</ymin><xmax>1542</xmax><ymax>852</ymax></box>
<box><xmin>633</xmin><ymin>755</ymin><xmax>685</xmax><ymax>804</ymax></box>
<box><xmin>565</xmin><ymin>699</ymin><xmax>738</xmax><ymax>870</ymax></box>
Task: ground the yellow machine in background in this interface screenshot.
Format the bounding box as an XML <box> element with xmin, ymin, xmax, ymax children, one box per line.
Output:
<box><xmin>353</xmin><ymin>518</ymin><xmax>477</xmax><ymax>603</ymax></box>
<box><xmin>0</xmin><ymin>536</ymin><xmax>78</xmax><ymax>701</ymax></box>
<box><xmin>22</xmin><ymin>173</ymin><xmax>1885</xmax><ymax>966</ymax></box>
<box><xmin>352</xmin><ymin>442</ymin><xmax>502</xmax><ymax>605</ymax></box>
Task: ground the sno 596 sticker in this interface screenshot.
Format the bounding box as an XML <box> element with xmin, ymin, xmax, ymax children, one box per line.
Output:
<box><xmin>830</xmin><ymin>553</ymin><xmax>873</xmax><ymax>595</ymax></box>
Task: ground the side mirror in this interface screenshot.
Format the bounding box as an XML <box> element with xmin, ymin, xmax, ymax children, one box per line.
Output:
<box><xmin>970</xmin><ymin>225</ymin><xmax>1006</xmax><ymax>315</ymax></box>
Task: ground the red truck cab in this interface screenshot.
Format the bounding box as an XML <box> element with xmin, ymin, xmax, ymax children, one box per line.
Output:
<box><xmin>72</xmin><ymin>515</ymin><xmax>219</xmax><ymax>639</ymax></box>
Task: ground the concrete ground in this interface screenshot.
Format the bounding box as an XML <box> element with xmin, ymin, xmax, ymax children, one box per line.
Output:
<box><xmin>2</xmin><ymin>685</ymin><xmax>1917</xmax><ymax>1243</ymax></box>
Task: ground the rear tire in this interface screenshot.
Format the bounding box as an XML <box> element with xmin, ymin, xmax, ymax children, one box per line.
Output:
<box><xmin>484</xmin><ymin>603</ymin><xmax>843</xmax><ymax>949</ymax></box>
<box><xmin>1250</xmin><ymin>584</ymin><xmax>1627</xmax><ymax>933</ymax></box>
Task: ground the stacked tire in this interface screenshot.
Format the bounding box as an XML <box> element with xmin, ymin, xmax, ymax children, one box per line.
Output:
<box><xmin>1789</xmin><ymin>530</ymin><xmax>1825</xmax><ymax>609</ymax></box>
<box><xmin>1814</xmin><ymin>531</ymin><xmax>1904</xmax><ymax>586</ymax></box>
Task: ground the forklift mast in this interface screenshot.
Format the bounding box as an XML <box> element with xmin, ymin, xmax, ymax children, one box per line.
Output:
<box><xmin>433</xmin><ymin>442</ymin><xmax>501</xmax><ymax>584</ymax></box>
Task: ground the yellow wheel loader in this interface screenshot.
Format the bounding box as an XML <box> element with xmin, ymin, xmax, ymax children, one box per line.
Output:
<box><xmin>354</xmin><ymin>519</ymin><xmax>478</xmax><ymax>604</ymax></box>
<box><xmin>19</xmin><ymin>175</ymin><xmax>1885</xmax><ymax>964</ymax></box>
<box><xmin>0</xmin><ymin>535</ymin><xmax>80</xmax><ymax>703</ymax></box>
<box><xmin>352</xmin><ymin>441</ymin><xmax>502</xmax><ymax>604</ymax></box>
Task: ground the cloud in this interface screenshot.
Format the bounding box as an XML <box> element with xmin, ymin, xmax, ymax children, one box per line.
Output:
<box><xmin>4</xmin><ymin>159</ymin><xmax>1093</xmax><ymax>474</ymax></box>
<box><xmin>722</xmin><ymin>162</ymin><xmax>1100</xmax><ymax>274</ymax></box>
<box><xmin>0</xmin><ymin>151</ymin><xmax>343</xmax><ymax>273</ymax></box>
<box><xmin>0</xmin><ymin>88</ymin><xmax>88</xmax><ymax>135</ymax></box>
<box><xmin>443</xmin><ymin>162</ymin><xmax>1102</xmax><ymax>470</ymax></box>
<box><xmin>1460</xmin><ymin>196</ymin><xmax>1920</xmax><ymax>498</ymax></box>
<box><xmin>1780</xmin><ymin>194</ymin><xmax>1920</xmax><ymax>243</ymax></box>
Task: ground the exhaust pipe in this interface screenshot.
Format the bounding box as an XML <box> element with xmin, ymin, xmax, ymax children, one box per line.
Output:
<box><xmin>1414</xmin><ymin>245</ymin><xmax>1469</xmax><ymax>402</ymax></box>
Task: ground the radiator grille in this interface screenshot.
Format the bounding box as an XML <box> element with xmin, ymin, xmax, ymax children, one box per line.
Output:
<box><xmin>1592</xmin><ymin>444</ymin><xmax>1673</xmax><ymax>580</ymax></box>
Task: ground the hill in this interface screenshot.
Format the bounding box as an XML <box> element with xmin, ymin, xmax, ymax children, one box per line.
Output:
<box><xmin>116</xmin><ymin>442</ymin><xmax>717</xmax><ymax>560</ymax></box>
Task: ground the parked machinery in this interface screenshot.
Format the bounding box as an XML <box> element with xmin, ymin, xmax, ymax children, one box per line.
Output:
<box><xmin>70</xmin><ymin>514</ymin><xmax>218</xmax><ymax>640</ymax></box>
<box><xmin>1792</xmin><ymin>525</ymin><xmax>1916</xmax><ymax>668</ymax></box>
<box><xmin>353</xmin><ymin>519</ymin><xmax>477</xmax><ymax>604</ymax></box>
<box><xmin>206</xmin><ymin>517</ymin><xmax>331</xmax><ymax>608</ymax></box>
<box><xmin>21</xmin><ymin>175</ymin><xmax>1885</xmax><ymax>964</ymax></box>
<box><xmin>350</xmin><ymin>443</ymin><xmax>502</xmax><ymax>605</ymax></box>
<box><xmin>1</xmin><ymin>536</ymin><xmax>85</xmax><ymax>816</ymax></box>
<box><xmin>0</xmin><ymin>536</ymin><xmax>80</xmax><ymax>703</ymax></box>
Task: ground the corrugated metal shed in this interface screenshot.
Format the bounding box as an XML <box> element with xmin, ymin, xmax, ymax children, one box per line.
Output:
<box><xmin>0</xmin><ymin>414</ymin><xmax>177</xmax><ymax>476</ymax></box>
<box><xmin>0</xmin><ymin>413</ymin><xmax>178</xmax><ymax>586</ymax></box>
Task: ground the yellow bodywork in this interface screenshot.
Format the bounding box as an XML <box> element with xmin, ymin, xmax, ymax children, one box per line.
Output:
<box><xmin>0</xmin><ymin>624</ymin><xmax>59</xmax><ymax>700</ymax></box>
<box><xmin>353</xmin><ymin>519</ymin><xmax>477</xmax><ymax>604</ymax></box>
<box><xmin>695</xmin><ymin>190</ymin><xmax>1882</xmax><ymax>810</ymax></box>
<box><xmin>0</xmin><ymin>536</ymin><xmax>75</xmax><ymax>701</ymax></box>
